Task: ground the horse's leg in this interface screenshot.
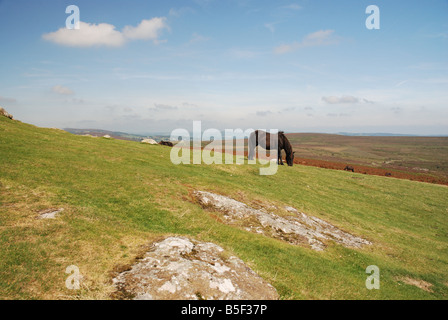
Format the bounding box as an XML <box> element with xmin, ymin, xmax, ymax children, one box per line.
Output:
<box><xmin>248</xmin><ymin>132</ymin><xmax>257</xmax><ymax>160</ymax></box>
<box><xmin>248</xmin><ymin>133</ymin><xmax>254</xmax><ymax>160</ymax></box>
<box><xmin>249</xmin><ymin>146</ymin><xmax>257</xmax><ymax>160</ymax></box>
<box><xmin>278</xmin><ymin>148</ymin><xmax>284</xmax><ymax>165</ymax></box>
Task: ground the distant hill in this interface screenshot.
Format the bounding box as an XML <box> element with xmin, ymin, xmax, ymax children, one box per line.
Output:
<box><xmin>64</xmin><ymin>128</ymin><xmax>169</xmax><ymax>142</ymax></box>
<box><xmin>336</xmin><ymin>132</ymin><xmax>417</xmax><ymax>137</ymax></box>
<box><xmin>285</xmin><ymin>132</ymin><xmax>448</xmax><ymax>181</ymax></box>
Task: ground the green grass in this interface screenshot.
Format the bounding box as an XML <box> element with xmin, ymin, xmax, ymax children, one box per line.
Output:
<box><xmin>1</xmin><ymin>116</ymin><xmax>447</xmax><ymax>299</ymax></box>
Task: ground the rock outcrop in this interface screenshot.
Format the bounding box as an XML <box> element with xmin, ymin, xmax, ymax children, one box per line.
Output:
<box><xmin>141</xmin><ymin>138</ymin><xmax>158</xmax><ymax>145</ymax></box>
<box><xmin>113</xmin><ymin>236</ymin><xmax>279</xmax><ymax>300</ymax></box>
<box><xmin>37</xmin><ymin>208</ymin><xmax>64</xmax><ymax>219</ymax></box>
<box><xmin>194</xmin><ymin>191</ymin><xmax>371</xmax><ymax>251</ymax></box>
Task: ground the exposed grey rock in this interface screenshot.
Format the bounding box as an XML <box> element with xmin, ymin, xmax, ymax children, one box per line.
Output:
<box><xmin>113</xmin><ymin>236</ymin><xmax>279</xmax><ymax>300</ymax></box>
<box><xmin>141</xmin><ymin>138</ymin><xmax>158</xmax><ymax>145</ymax></box>
<box><xmin>194</xmin><ymin>191</ymin><xmax>371</xmax><ymax>251</ymax></box>
<box><xmin>37</xmin><ymin>208</ymin><xmax>64</xmax><ymax>219</ymax></box>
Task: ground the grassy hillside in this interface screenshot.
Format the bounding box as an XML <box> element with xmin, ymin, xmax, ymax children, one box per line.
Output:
<box><xmin>1</xmin><ymin>116</ymin><xmax>447</xmax><ymax>299</ymax></box>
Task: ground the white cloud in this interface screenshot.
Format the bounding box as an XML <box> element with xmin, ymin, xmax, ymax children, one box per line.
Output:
<box><xmin>122</xmin><ymin>17</ymin><xmax>168</xmax><ymax>42</ymax></box>
<box><xmin>43</xmin><ymin>22</ymin><xmax>126</xmax><ymax>47</ymax></box>
<box><xmin>43</xmin><ymin>17</ymin><xmax>168</xmax><ymax>48</ymax></box>
<box><xmin>275</xmin><ymin>29</ymin><xmax>338</xmax><ymax>54</ymax></box>
<box><xmin>322</xmin><ymin>95</ymin><xmax>359</xmax><ymax>104</ymax></box>
<box><xmin>52</xmin><ymin>85</ymin><xmax>74</xmax><ymax>95</ymax></box>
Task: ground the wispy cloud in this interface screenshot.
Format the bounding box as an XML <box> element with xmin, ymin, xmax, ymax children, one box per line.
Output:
<box><xmin>256</xmin><ymin>110</ymin><xmax>272</xmax><ymax>117</ymax></box>
<box><xmin>169</xmin><ymin>7</ymin><xmax>195</xmax><ymax>17</ymax></box>
<box><xmin>193</xmin><ymin>0</ymin><xmax>215</xmax><ymax>7</ymax></box>
<box><xmin>227</xmin><ymin>48</ymin><xmax>261</xmax><ymax>59</ymax></box>
<box><xmin>43</xmin><ymin>17</ymin><xmax>168</xmax><ymax>47</ymax></box>
<box><xmin>391</xmin><ymin>107</ymin><xmax>402</xmax><ymax>114</ymax></box>
<box><xmin>396</xmin><ymin>77</ymin><xmax>448</xmax><ymax>87</ymax></box>
<box><xmin>70</xmin><ymin>98</ymin><xmax>85</xmax><ymax>104</ymax></box>
<box><xmin>189</xmin><ymin>33</ymin><xmax>210</xmax><ymax>44</ymax></box>
<box><xmin>278</xmin><ymin>107</ymin><xmax>296</xmax><ymax>114</ymax></box>
<box><xmin>327</xmin><ymin>113</ymin><xmax>350</xmax><ymax>117</ymax></box>
<box><xmin>322</xmin><ymin>95</ymin><xmax>359</xmax><ymax>104</ymax></box>
<box><xmin>426</xmin><ymin>32</ymin><xmax>448</xmax><ymax>39</ymax></box>
<box><xmin>322</xmin><ymin>95</ymin><xmax>376</xmax><ymax>105</ymax></box>
<box><xmin>265</xmin><ymin>22</ymin><xmax>279</xmax><ymax>34</ymax></box>
<box><xmin>281</xmin><ymin>4</ymin><xmax>302</xmax><ymax>10</ymax></box>
<box><xmin>0</xmin><ymin>96</ymin><xmax>17</xmax><ymax>104</ymax></box>
<box><xmin>275</xmin><ymin>29</ymin><xmax>339</xmax><ymax>54</ymax></box>
<box><xmin>52</xmin><ymin>85</ymin><xmax>74</xmax><ymax>95</ymax></box>
<box><xmin>151</xmin><ymin>103</ymin><xmax>178</xmax><ymax>111</ymax></box>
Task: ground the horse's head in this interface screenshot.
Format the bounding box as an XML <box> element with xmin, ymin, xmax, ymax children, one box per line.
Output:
<box><xmin>286</xmin><ymin>151</ymin><xmax>295</xmax><ymax>166</ymax></box>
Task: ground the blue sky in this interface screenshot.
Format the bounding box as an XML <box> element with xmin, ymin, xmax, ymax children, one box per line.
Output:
<box><xmin>0</xmin><ymin>0</ymin><xmax>447</xmax><ymax>135</ymax></box>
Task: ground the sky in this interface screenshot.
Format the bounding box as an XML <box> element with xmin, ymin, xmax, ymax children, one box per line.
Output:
<box><xmin>0</xmin><ymin>0</ymin><xmax>447</xmax><ymax>135</ymax></box>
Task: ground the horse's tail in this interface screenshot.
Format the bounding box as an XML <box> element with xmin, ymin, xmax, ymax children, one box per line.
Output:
<box><xmin>248</xmin><ymin>130</ymin><xmax>257</xmax><ymax>160</ymax></box>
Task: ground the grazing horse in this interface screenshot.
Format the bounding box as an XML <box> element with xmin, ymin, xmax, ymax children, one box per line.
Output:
<box><xmin>159</xmin><ymin>140</ymin><xmax>174</xmax><ymax>147</ymax></box>
<box><xmin>248</xmin><ymin>130</ymin><xmax>295</xmax><ymax>166</ymax></box>
<box><xmin>344</xmin><ymin>165</ymin><xmax>355</xmax><ymax>172</ymax></box>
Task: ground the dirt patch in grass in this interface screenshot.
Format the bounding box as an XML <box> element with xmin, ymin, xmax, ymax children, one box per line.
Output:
<box><xmin>399</xmin><ymin>277</ymin><xmax>434</xmax><ymax>293</ymax></box>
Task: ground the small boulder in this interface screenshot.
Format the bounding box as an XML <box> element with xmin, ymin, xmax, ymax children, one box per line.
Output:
<box><xmin>141</xmin><ymin>138</ymin><xmax>157</xmax><ymax>145</ymax></box>
<box><xmin>0</xmin><ymin>107</ymin><xmax>13</xmax><ymax>120</ymax></box>
<box><xmin>37</xmin><ymin>208</ymin><xmax>64</xmax><ymax>219</ymax></box>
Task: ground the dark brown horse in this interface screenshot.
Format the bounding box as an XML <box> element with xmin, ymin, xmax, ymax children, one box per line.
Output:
<box><xmin>248</xmin><ymin>130</ymin><xmax>295</xmax><ymax>166</ymax></box>
<box><xmin>344</xmin><ymin>165</ymin><xmax>354</xmax><ymax>172</ymax></box>
<box><xmin>159</xmin><ymin>140</ymin><xmax>174</xmax><ymax>147</ymax></box>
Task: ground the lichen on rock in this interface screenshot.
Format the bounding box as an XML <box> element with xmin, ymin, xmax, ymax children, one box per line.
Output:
<box><xmin>194</xmin><ymin>191</ymin><xmax>371</xmax><ymax>251</ymax></box>
<box><xmin>112</xmin><ymin>236</ymin><xmax>279</xmax><ymax>300</ymax></box>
